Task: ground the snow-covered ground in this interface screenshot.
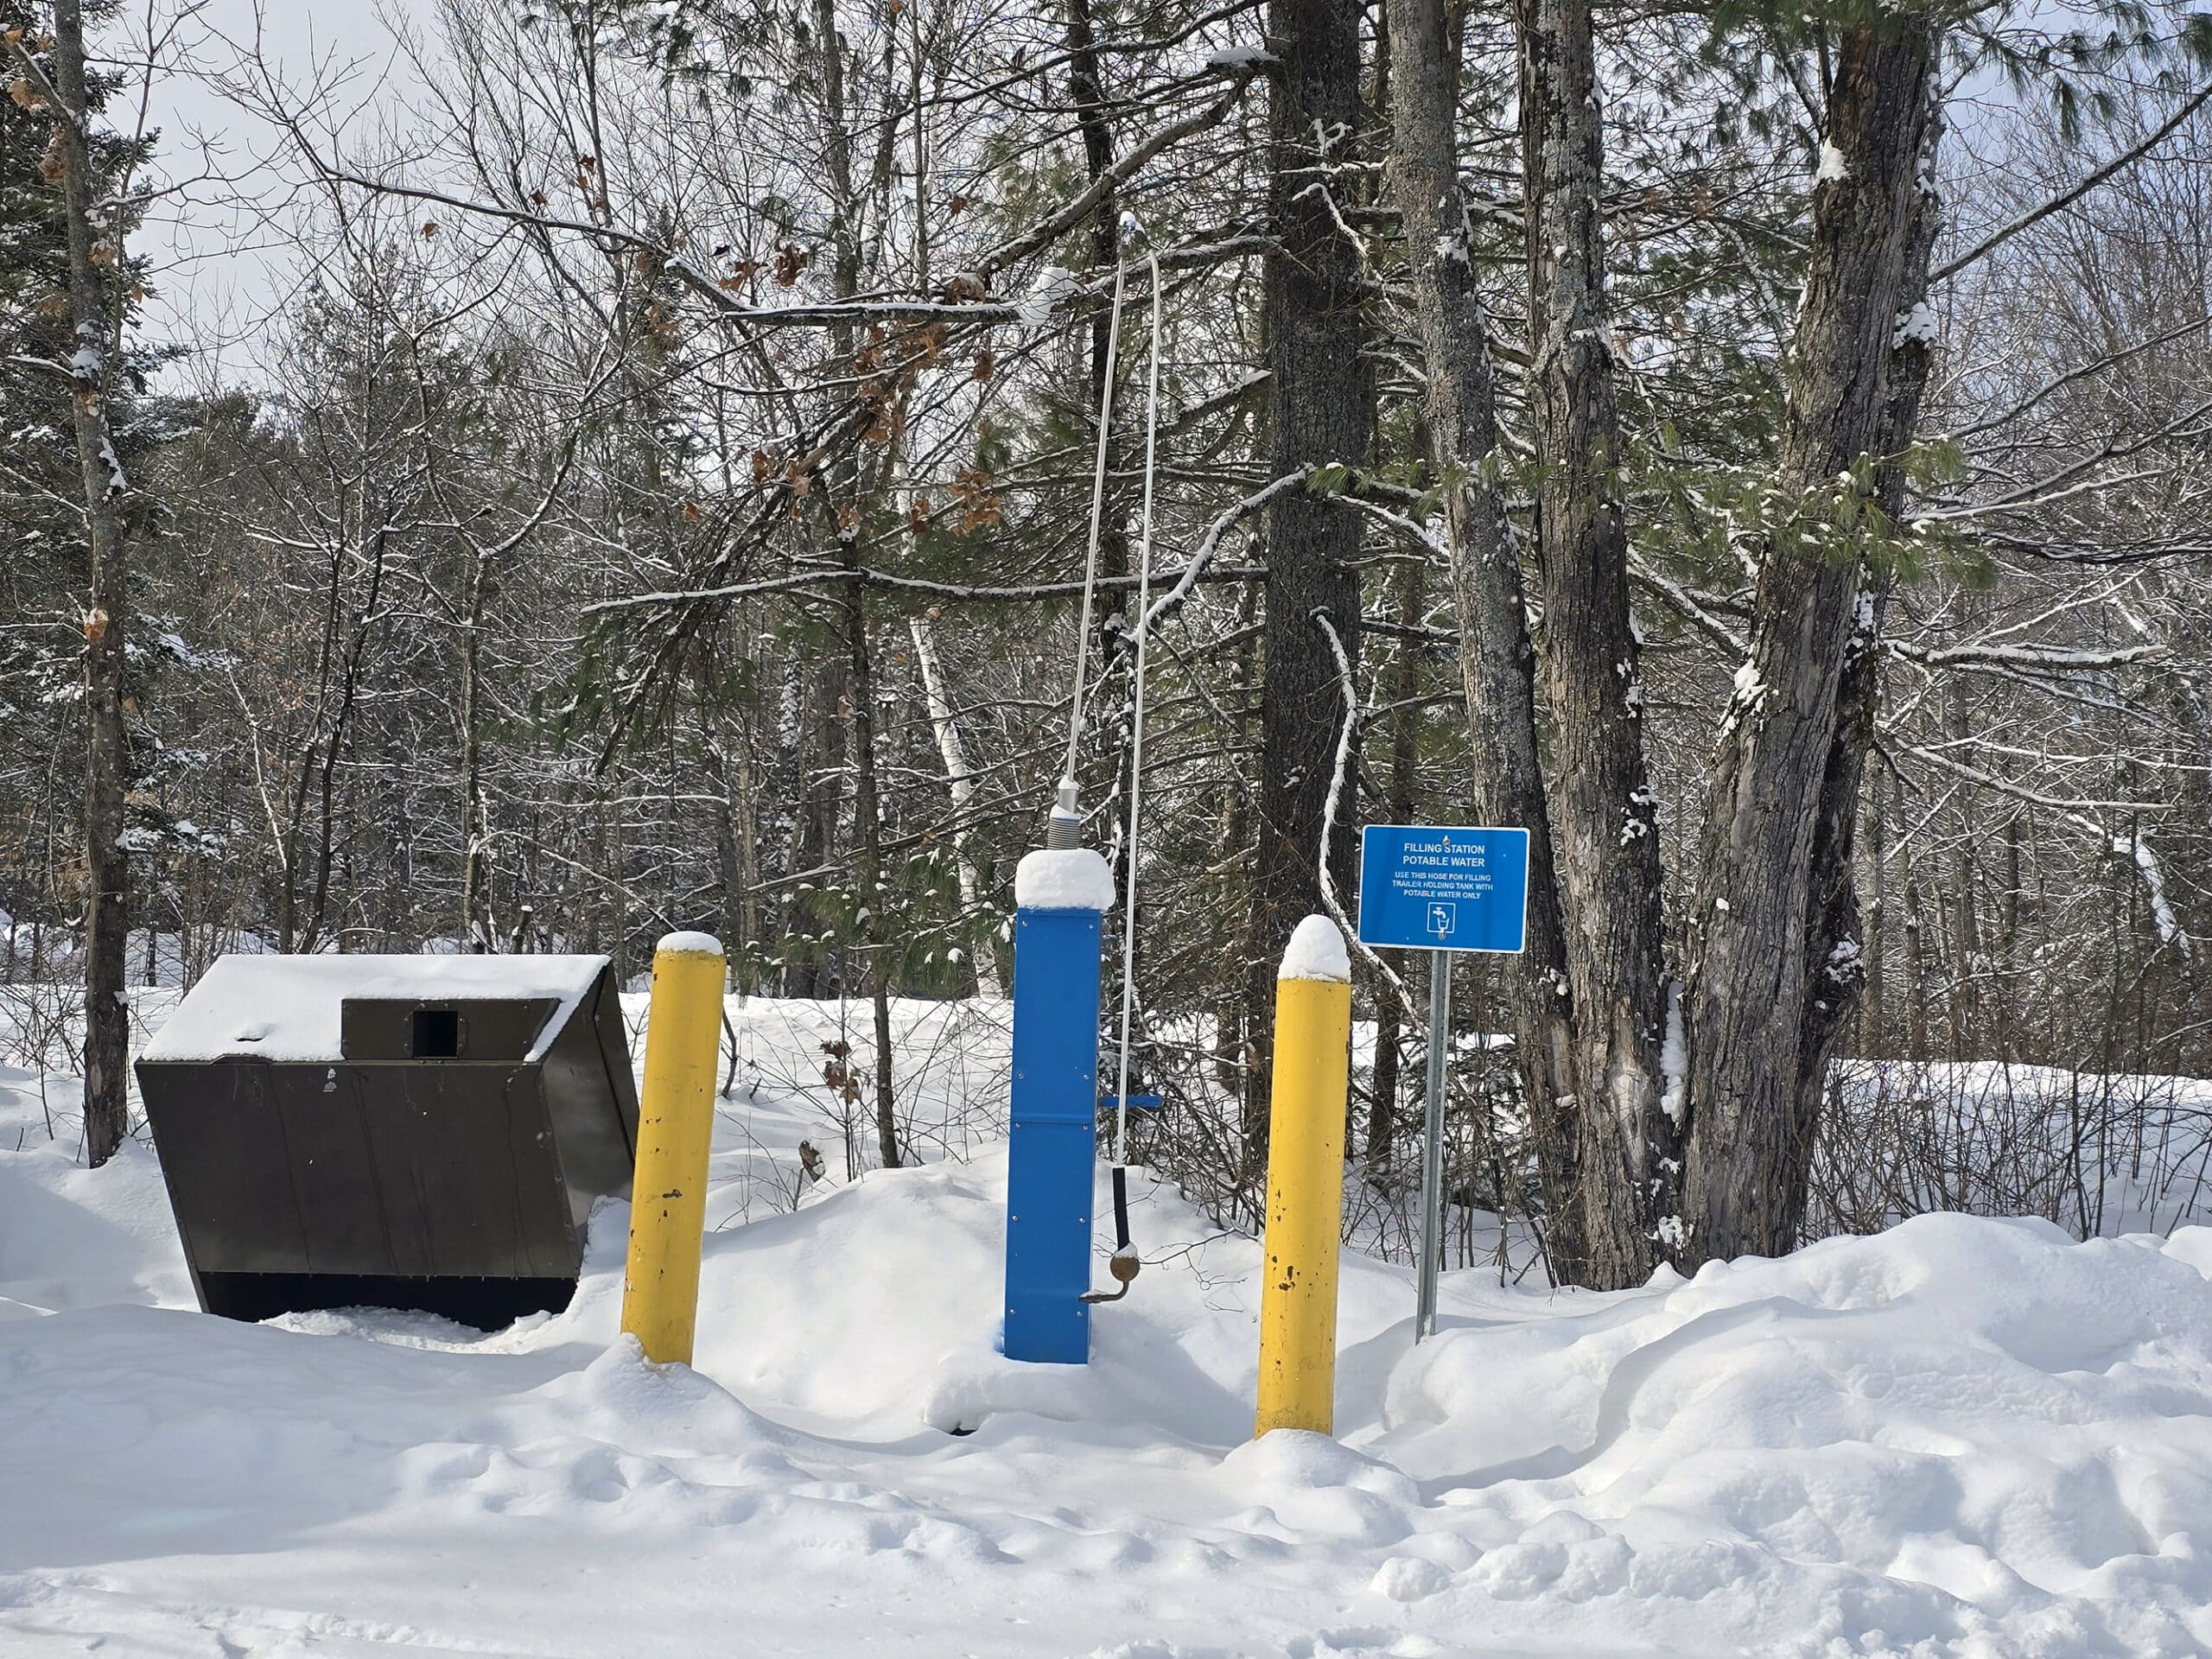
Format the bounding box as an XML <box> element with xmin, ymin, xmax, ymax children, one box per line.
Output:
<box><xmin>4</xmin><ymin>993</ymin><xmax>2212</xmax><ymax>1656</ymax></box>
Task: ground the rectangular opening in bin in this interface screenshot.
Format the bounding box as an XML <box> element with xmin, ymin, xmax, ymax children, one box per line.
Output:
<box><xmin>339</xmin><ymin>997</ymin><xmax>556</xmax><ymax>1062</ymax></box>
<box><xmin>411</xmin><ymin>1007</ymin><xmax>461</xmax><ymax>1058</ymax></box>
<box><xmin>197</xmin><ymin>1271</ymin><xmax>576</xmax><ymax>1329</ymax></box>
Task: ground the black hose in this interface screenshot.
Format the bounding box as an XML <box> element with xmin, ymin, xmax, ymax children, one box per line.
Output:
<box><xmin>1082</xmin><ymin>1167</ymin><xmax>1142</xmax><ymax>1303</ymax></box>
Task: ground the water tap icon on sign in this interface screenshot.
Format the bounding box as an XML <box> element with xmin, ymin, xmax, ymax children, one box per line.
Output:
<box><xmin>1427</xmin><ymin>901</ymin><xmax>1456</xmax><ymax>940</ymax></box>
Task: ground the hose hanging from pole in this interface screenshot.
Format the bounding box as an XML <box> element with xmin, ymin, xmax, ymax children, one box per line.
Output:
<box><xmin>1110</xmin><ymin>239</ymin><xmax>1161</xmax><ymax>1172</ymax></box>
<box><xmin>1048</xmin><ymin>257</ymin><xmax>1129</xmax><ymax>849</ymax></box>
<box><xmin>1046</xmin><ymin>218</ymin><xmax>1163</xmax><ymax>1306</ymax></box>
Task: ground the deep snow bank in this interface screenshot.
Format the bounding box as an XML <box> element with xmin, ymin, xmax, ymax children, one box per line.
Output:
<box><xmin>3</xmin><ymin>1002</ymin><xmax>2212</xmax><ymax>1656</ymax></box>
<box><xmin>1382</xmin><ymin>1215</ymin><xmax>2212</xmax><ymax>1654</ymax></box>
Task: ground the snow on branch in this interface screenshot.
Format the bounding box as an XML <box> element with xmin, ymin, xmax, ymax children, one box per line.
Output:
<box><xmin>1313</xmin><ymin>607</ymin><xmax>1412</xmax><ymax>1003</ymax></box>
<box><xmin>1629</xmin><ymin>554</ymin><xmax>1747</xmax><ymax>655</ymax></box>
<box><xmin>584</xmin><ymin>562</ymin><xmax>1268</xmax><ymax>617</ymax></box>
<box><xmin>1140</xmin><ymin>471</ymin><xmax>1309</xmax><ymax>632</ymax></box>
<box><xmin>1889</xmin><ymin>639</ymin><xmax>2165</xmax><ymax>675</ymax></box>
<box><xmin>975</xmin><ymin>64</ymin><xmax>1264</xmax><ymax>283</ymax></box>
<box><xmin>1892</xmin><ymin>741</ymin><xmax>2192</xmax><ymax>961</ymax></box>
<box><xmin>1340</xmin><ymin>494</ymin><xmax>1447</xmax><ymax>558</ymax></box>
<box><xmin>2115</xmin><ymin>830</ymin><xmax>2191</xmax><ymax>957</ymax></box>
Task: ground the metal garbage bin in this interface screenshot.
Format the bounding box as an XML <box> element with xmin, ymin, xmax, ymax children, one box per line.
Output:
<box><xmin>136</xmin><ymin>954</ymin><xmax>640</xmax><ymax>1328</ymax></box>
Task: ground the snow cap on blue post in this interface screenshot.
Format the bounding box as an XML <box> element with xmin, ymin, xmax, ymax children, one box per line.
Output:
<box><xmin>1279</xmin><ymin>915</ymin><xmax>1350</xmax><ymax>982</ymax></box>
<box><xmin>1014</xmin><ymin>848</ymin><xmax>1115</xmax><ymax>912</ymax></box>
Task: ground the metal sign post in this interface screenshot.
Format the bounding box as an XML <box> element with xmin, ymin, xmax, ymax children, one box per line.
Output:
<box><xmin>1355</xmin><ymin>825</ymin><xmax>1530</xmax><ymax>1344</ymax></box>
<box><xmin>1417</xmin><ymin>950</ymin><xmax>1449</xmax><ymax>1339</ymax></box>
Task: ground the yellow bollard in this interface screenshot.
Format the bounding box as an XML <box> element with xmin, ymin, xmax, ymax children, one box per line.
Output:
<box><xmin>1255</xmin><ymin>915</ymin><xmax>1353</xmax><ymax>1437</ymax></box>
<box><xmin>620</xmin><ymin>931</ymin><xmax>727</xmax><ymax>1365</ymax></box>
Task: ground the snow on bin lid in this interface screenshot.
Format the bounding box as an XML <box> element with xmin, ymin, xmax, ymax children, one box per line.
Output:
<box><xmin>140</xmin><ymin>954</ymin><xmax>612</xmax><ymax>1065</ymax></box>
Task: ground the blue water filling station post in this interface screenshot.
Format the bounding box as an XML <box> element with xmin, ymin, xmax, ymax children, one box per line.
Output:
<box><xmin>1002</xmin><ymin>842</ymin><xmax>1114</xmax><ymax>1363</ymax></box>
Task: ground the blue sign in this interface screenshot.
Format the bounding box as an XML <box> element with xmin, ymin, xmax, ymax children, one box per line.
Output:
<box><xmin>1357</xmin><ymin>825</ymin><xmax>1529</xmax><ymax>954</ymax></box>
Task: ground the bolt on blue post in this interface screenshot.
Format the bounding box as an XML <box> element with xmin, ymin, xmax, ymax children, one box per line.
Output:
<box><xmin>1002</xmin><ymin>824</ymin><xmax>1113</xmax><ymax>1364</ymax></box>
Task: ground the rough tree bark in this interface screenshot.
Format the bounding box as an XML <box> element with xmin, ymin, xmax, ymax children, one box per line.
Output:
<box><xmin>1513</xmin><ymin>0</ymin><xmax>1671</xmax><ymax>1281</ymax></box>
<box><xmin>11</xmin><ymin>4</ymin><xmax>133</xmax><ymax>1165</ymax></box>
<box><xmin>1777</xmin><ymin>53</ymin><xmax>1945</xmax><ymax>1249</ymax></box>
<box><xmin>1681</xmin><ymin>19</ymin><xmax>1944</xmax><ymax>1264</ymax></box>
<box><xmin>1244</xmin><ymin>0</ymin><xmax>1369</xmax><ymax>1173</ymax></box>
<box><xmin>1065</xmin><ymin>0</ymin><xmax>1128</xmax><ymax>649</ymax></box>
<box><xmin>1386</xmin><ymin>0</ymin><xmax>1592</xmax><ymax>1276</ymax></box>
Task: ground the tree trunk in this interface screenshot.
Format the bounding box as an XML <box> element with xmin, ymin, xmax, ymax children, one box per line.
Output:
<box><xmin>32</xmin><ymin>3</ymin><xmax>132</xmax><ymax>1166</ymax></box>
<box><xmin>1213</xmin><ymin>577</ymin><xmax>1260</xmax><ymax>1096</ymax></box>
<box><xmin>1512</xmin><ymin>0</ymin><xmax>1671</xmax><ymax>1281</ymax></box>
<box><xmin>808</xmin><ymin>0</ymin><xmax>899</xmax><ymax>1166</ymax></box>
<box><xmin>708</xmin><ymin>693</ymin><xmax>756</xmax><ymax>992</ymax></box>
<box><xmin>1365</xmin><ymin>554</ymin><xmax>1423</xmax><ymax>1172</ymax></box>
<box><xmin>1062</xmin><ymin>0</ymin><xmax>1148</xmax><ymax>957</ymax></box>
<box><xmin>1904</xmin><ymin>874</ymin><xmax>1928</xmax><ymax>1059</ymax></box>
<box><xmin>1863</xmin><ymin>759</ymin><xmax>1887</xmax><ymax>1049</ymax></box>
<box><xmin>458</xmin><ymin>547</ymin><xmax>492</xmax><ymax>952</ymax></box>
<box><xmin>786</xmin><ymin>652</ymin><xmax>847</xmax><ymax>997</ymax></box>
<box><xmin>1681</xmin><ymin>18</ymin><xmax>1943</xmax><ymax>1264</ymax></box>
<box><xmin>847</xmin><ymin>598</ymin><xmax>900</xmax><ymax>1167</ymax></box>
<box><xmin>911</xmin><ymin>615</ymin><xmax>1005</xmax><ymax>997</ymax></box>
<box><xmin>1065</xmin><ymin>0</ymin><xmax>1129</xmax><ymax>663</ymax></box>
<box><xmin>1245</xmin><ymin>0</ymin><xmax>1369</xmax><ymax>1176</ymax></box>
<box><xmin>1387</xmin><ymin>0</ymin><xmax>1591</xmax><ymax>1277</ymax></box>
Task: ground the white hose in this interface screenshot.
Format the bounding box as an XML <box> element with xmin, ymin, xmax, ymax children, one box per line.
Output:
<box><xmin>1112</xmin><ymin>245</ymin><xmax>1162</xmax><ymax>1166</ymax></box>
<box><xmin>1060</xmin><ymin>261</ymin><xmax>1128</xmax><ymax>795</ymax></box>
<box><xmin>1046</xmin><ymin>222</ymin><xmax>1164</xmax><ymax>1166</ymax></box>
